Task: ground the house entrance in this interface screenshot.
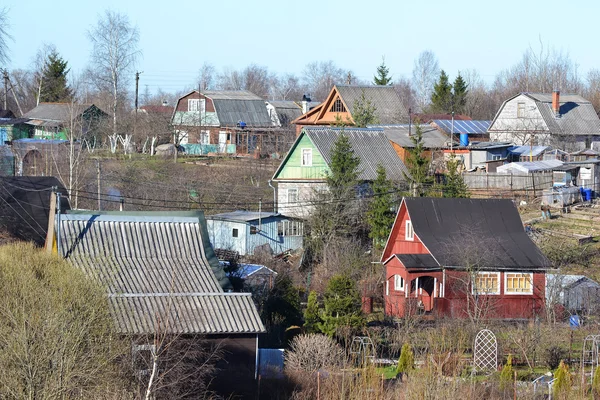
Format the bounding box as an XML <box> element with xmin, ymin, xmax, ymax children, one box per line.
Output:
<box><xmin>414</xmin><ymin>276</ymin><xmax>435</xmax><ymax>313</ymax></box>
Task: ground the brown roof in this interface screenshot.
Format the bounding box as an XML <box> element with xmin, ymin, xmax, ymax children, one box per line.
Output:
<box><xmin>139</xmin><ymin>105</ymin><xmax>174</xmax><ymax>114</ymax></box>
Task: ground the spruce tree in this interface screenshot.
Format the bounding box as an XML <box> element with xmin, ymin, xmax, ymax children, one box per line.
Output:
<box><xmin>39</xmin><ymin>51</ymin><xmax>72</xmax><ymax>103</ymax></box>
<box><xmin>353</xmin><ymin>90</ymin><xmax>378</xmax><ymax>127</ymax></box>
<box><xmin>367</xmin><ymin>164</ymin><xmax>395</xmax><ymax>250</ymax></box>
<box><xmin>442</xmin><ymin>156</ymin><xmax>470</xmax><ymax>198</ymax></box>
<box><xmin>374</xmin><ymin>57</ymin><xmax>393</xmax><ymax>86</ymax></box>
<box><xmin>499</xmin><ymin>355</ymin><xmax>514</xmax><ymax>390</ymax></box>
<box><xmin>452</xmin><ymin>73</ymin><xmax>468</xmax><ymax>115</ymax></box>
<box><xmin>403</xmin><ymin>123</ymin><xmax>433</xmax><ymax>196</ymax></box>
<box><xmin>317</xmin><ymin>274</ymin><xmax>364</xmax><ymax>336</ymax></box>
<box><xmin>430</xmin><ymin>70</ymin><xmax>453</xmax><ymax>113</ymax></box>
<box><xmin>303</xmin><ymin>291</ymin><xmax>320</xmax><ymax>333</ymax></box>
<box><xmin>396</xmin><ymin>342</ymin><xmax>414</xmax><ymax>375</ymax></box>
<box><xmin>326</xmin><ymin>132</ymin><xmax>361</xmax><ymax>200</ymax></box>
<box><xmin>553</xmin><ymin>360</ymin><xmax>572</xmax><ymax>399</ymax></box>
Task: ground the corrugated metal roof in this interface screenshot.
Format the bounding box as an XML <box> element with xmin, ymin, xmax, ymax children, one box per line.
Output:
<box><xmin>305</xmin><ymin>127</ymin><xmax>409</xmax><ymax>181</ymax></box>
<box><xmin>379</xmin><ymin>124</ymin><xmax>448</xmax><ymax>148</ymax></box>
<box><xmin>203</xmin><ymin>90</ymin><xmax>263</xmax><ymax>100</ymax></box>
<box><xmin>497</xmin><ymin>159</ymin><xmax>563</xmax><ymax>173</ymax></box>
<box><xmin>527</xmin><ymin>93</ymin><xmax>589</xmax><ymax>103</ymax></box>
<box><xmin>23</xmin><ymin>103</ymin><xmax>104</xmax><ymax>121</ymax></box>
<box><xmin>404</xmin><ymin>197</ymin><xmax>550</xmax><ymax>269</ymax></box>
<box><xmin>431</xmin><ymin>120</ymin><xmax>491</xmax><ymax>135</ymax></box>
<box><xmin>508</xmin><ymin>145</ymin><xmax>550</xmax><ymax>157</ymax></box>
<box><xmin>268</xmin><ymin>101</ymin><xmax>303</xmax><ymax>126</ymax></box>
<box><xmin>207</xmin><ymin>210</ymin><xmax>279</xmax><ymax>222</ymax></box>
<box><xmin>110</xmin><ymin>293</ymin><xmax>264</xmax><ymax>334</ymax></box>
<box><xmin>336</xmin><ymin>85</ymin><xmax>408</xmax><ymax>124</ymax></box>
<box><xmin>212</xmin><ymin>99</ymin><xmax>273</xmax><ymax>127</ymax></box>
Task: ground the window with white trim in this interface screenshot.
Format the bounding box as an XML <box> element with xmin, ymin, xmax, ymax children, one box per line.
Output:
<box><xmin>517</xmin><ymin>102</ymin><xmax>525</xmax><ymax>118</ymax></box>
<box><xmin>200</xmin><ymin>130</ymin><xmax>210</xmax><ymax>144</ymax></box>
<box><xmin>505</xmin><ymin>273</ymin><xmax>533</xmax><ymax>294</ymax></box>
<box><xmin>287</xmin><ymin>188</ymin><xmax>298</xmax><ymax>204</ymax></box>
<box><xmin>277</xmin><ymin>220</ymin><xmax>304</xmax><ymax>236</ymax></box>
<box><xmin>473</xmin><ymin>272</ymin><xmax>500</xmax><ymax>295</ymax></box>
<box><xmin>405</xmin><ymin>220</ymin><xmax>414</xmax><ymax>241</ymax></box>
<box><xmin>188</xmin><ymin>98</ymin><xmax>206</xmax><ymax>112</ymax></box>
<box><xmin>394</xmin><ymin>275</ymin><xmax>405</xmax><ymax>291</ymax></box>
<box><xmin>301</xmin><ymin>148</ymin><xmax>313</xmax><ymax>166</ymax></box>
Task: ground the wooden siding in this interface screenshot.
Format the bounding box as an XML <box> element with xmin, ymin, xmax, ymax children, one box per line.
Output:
<box><xmin>275</xmin><ymin>134</ymin><xmax>329</xmax><ymax>180</ymax></box>
<box><xmin>489</xmin><ymin>94</ymin><xmax>548</xmax><ymax>145</ymax></box>
<box><xmin>382</xmin><ymin>202</ymin><xmax>429</xmax><ymax>261</ymax></box>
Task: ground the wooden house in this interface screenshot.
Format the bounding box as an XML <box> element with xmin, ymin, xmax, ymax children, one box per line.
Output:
<box><xmin>546</xmin><ymin>273</ymin><xmax>600</xmax><ymax>315</ymax></box>
<box><xmin>488</xmin><ymin>91</ymin><xmax>600</xmax><ymax>151</ymax></box>
<box><xmin>23</xmin><ymin>103</ymin><xmax>107</xmax><ymax>140</ymax></box>
<box><xmin>0</xmin><ymin>110</ymin><xmax>31</xmax><ymax>143</ymax></box>
<box><xmin>292</xmin><ymin>85</ymin><xmax>408</xmax><ymax>135</ymax></box>
<box><xmin>206</xmin><ymin>211</ymin><xmax>304</xmax><ymax>256</ymax></box>
<box><xmin>272</xmin><ymin>126</ymin><xmax>409</xmax><ymax>218</ymax></box>
<box><xmin>57</xmin><ymin>211</ymin><xmax>265</xmax><ymax>397</ymax></box>
<box><xmin>382</xmin><ymin>198</ymin><xmax>549</xmax><ymax>320</ymax></box>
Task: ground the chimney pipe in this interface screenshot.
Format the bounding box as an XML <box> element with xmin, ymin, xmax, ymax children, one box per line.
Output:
<box><xmin>302</xmin><ymin>94</ymin><xmax>311</xmax><ymax>114</ymax></box>
<box><xmin>552</xmin><ymin>90</ymin><xmax>560</xmax><ymax>116</ymax></box>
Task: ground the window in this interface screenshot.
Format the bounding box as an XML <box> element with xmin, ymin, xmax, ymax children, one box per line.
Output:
<box><xmin>517</xmin><ymin>102</ymin><xmax>525</xmax><ymax>118</ymax></box>
<box><xmin>250</xmin><ymin>226</ymin><xmax>257</xmax><ymax>235</ymax></box>
<box><xmin>405</xmin><ymin>220</ymin><xmax>414</xmax><ymax>241</ymax></box>
<box><xmin>188</xmin><ymin>98</ymin><xmax>205</xmax><ymax>112</ymax></box>
<box><xmin>491</xmin><ymin>155</ymin><xmax>503</xmax><ymax>161</ymax></box>
<box><xmin>394</xmin><ymin>275</ymin><xmax>405</xmax><ymax>291</ymax></box>
<box><xmin>287</xmin><ymin>188</ymin><xmax>298</xmax><ymax>204</ymax></box>
<box><xmin>232</xmin><ymin>228</ymin><xmax>238</xmax><ymax>238</ymax></box>
<box><xmin>277</xmin><ymin>220</ymin><xmax>304</xmax><ymax>236</ymax></box>
<box><xmin>473</xmin><ymin>272</ymin><xmax>500</xmax><ymax>295</ymax></box>
<box><xmin>301</xmin><ymin>148</ymin><xmax>313</xmax><ymax>166</ymax></box>
<box><xmin>505</xmin><ymin>273</ymin><xmax>533</xmax><ymax>294</ymax></box>
<box><xmin>200</xmin><ymin>130</ymin><xmax>210</xmax><ymax>145</ymax></box>
<box><xmin>330</xmin><ymin>98</ymin><xmax>347</xmax><ymax>113</ymax></box>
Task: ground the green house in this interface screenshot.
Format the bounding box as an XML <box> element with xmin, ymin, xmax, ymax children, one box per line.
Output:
<box><xmin>272</xmin><ymin>127</ymin><xmax>408</xmax><ymax>218</ymax></box>
<box><xmin>23</xmin><ymin>103</ymin><xmax>107</xmax><ymax>140</ymax></box>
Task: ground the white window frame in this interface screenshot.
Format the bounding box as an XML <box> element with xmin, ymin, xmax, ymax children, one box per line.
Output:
<box><xmin>301</xmin><ymin>148</ymin><xmax>313</xmax><ymax>166</ymax></box>
<box><xmin>405</xmin><ymin>220</ymin><xmax>414</xmax><ymax>241</ymax></box>
<box><xmin>394</xmin><ymin>275</ymin><xmax>405</xmax><ymax>291</ymax></box>
<box><xmin>472</xmin><ymin>271</ymin><xmax>500</xmax><ymax>295</ymax></box>
<box><xmin>504</xmin><ymin>272</ymin><xmax>533</xmax><ymax>295</ymax></box>
<box><xmin>517</xmin><ymin>102</ymin><xmax>525</xmax><ymax>118</ymax></box>
<box><xmin>200</xmin><ymin>130</ymin><xmax>210</xmax><ymax>145</ymax></box>
<box><xmin>287</xmin><ymin>188</ymin><xmax>298</xmax><ymax>204</ymax></box>
<box><xmin>188</xmin><ymin>98</ymin><xmax>206</xmax><ymax>113</ymax></box>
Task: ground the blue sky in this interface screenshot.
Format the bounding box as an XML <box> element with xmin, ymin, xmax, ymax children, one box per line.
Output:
<box><xmin>3</xmin><ymin>0</ymin><xmax>598</xmax><ymax>93</ymax></box>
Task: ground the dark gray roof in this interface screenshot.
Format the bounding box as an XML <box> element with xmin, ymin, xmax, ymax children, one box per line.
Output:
<box><xmin>207</xmin><ymin>211</ymin><xmax>279</xmax><ymax>223</ymax></box>
<box><xmin>110</xmin><ymin>293</ymin><xmax>264</xmax><ymax>335</ymax></box>
<box><xmin>57</xmin><ymin>212</ymin><xmax>264</xmax><ymax>334</ymax></box>
<box><xmin>23</xmin><ymin>103</ymin><xmax>104</xmax><ymax>122</ymax></box>
<box><xmin>395</xmin><ymin>254</ymin><xmax>439</xmax><ymax>270</ymax></box>
<box><xmin>304</xmin><ymin>127</ymin><xmax>408</xmax><ymax>181</ymax></box>
<box><xmin>203</xmin><ymin>90</ymin><xmax>263</xmax><ymax>100</ymax></box>
<box><xmin>378</xmin><ymin>124</ymin><xmax>448</xmax><ymax>148</ymax></box>
<box><xmin>404</xmin><ymin>197</ymin><xmax>549</xmax><ymax>269</ymax></box>
<box><xmin>336</xmin><ymin>85</ymin><xmax>408</xmax><ymax>124</ymax></box>
<box><xmin>431</xmin><ymin>120</ymin><xmax>491</xmax><ymax>135</ymax></box>
<box><xmin>212</xmin><ymin>99</ymin><xmax>272</xmax><ymax>127</ymax></box>
<box><xmin>268</xmin><ymin>101</ymin><xmax>303</xmax><ymax>126</ymax></box>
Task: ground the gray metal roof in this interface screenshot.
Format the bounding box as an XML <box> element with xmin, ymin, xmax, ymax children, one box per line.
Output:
<box><xmin>304</xmin><ymin>127</ymin><xmax>409</xmax><ymax>181</ymax></box>
<box><xmin>404</xmin><ymin>197</ymin><xmax>550</xmax><ymax>269</ymax></box>
<box><xmin>203</xmin><ymin>90</ymin><xmax>263</xmax><ymax>100</ymax></box>
<box><xmin>207</xmin><ymin>210</ymin><xmax>280</xmax><ymax>223</ymax></box>
<box><xmin>497</xmin><ymin>159</ymin><xmax>563</xmax><ymax>174</ymax></box>
<box><xmin>212</xmin><ymin>99</ymin><xmax>273</xmax><ymax>127</ymax></box>
<box><xmin>508</xmin><ymin>145</ymin><xmax>551</xmax><ymax>157</ymax></box>
<box><xmin>336</xmin><ymin>85</ymin><xmax>408</xmax><ymax>124</ymax></box>
<box><xmin>268</xmin><ymin>101</ymin><xmax>303</xmax><ymax>126</ymax></box>
<box><xmin>379</xmin><ymin>124</ymin><xmax>448</xmax><ymax>148</ymax></box>
<box><xmin>57</xmin><ymin>212</ymin><xmax>265</xmax><ymax>335</ymax></box>
<box><xmin>23</xmin><ymin>103</ymin><xmax>104</xmax><ymax>122</ymax></box>
<box><xmin>110</xmin><ymin>293</ymin><xmax>264</xmax><ymax>335</ymax></box>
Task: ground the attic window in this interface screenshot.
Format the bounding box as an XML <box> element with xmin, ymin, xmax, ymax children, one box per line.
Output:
<box><xmin>188</xmin><ymin>98</ymin><xmax>206</xmax><ymax>113</ymax></box>
<box><xmin>517</xmin><ymin>102</ymin><xmax>525</xmax><ymax>118</ymax></box>
<box><xmin>405</xmin><ymin>220</ymin><xmax>414</xmax><ymax>241</ymax></box>
<box><xmin>330</xmin><ymin>98</ymin><xmax>346</xmax><ymax>113</ymax></box>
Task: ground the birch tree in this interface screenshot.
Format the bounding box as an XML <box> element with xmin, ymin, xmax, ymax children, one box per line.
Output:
<box><xmin>412</xmin><ymin>50</ymin><xmax>439</xmax><ymax>112</ymax></box>
<box><xmin>87</xmin><ymin>10</ymin><xmax>140</xmax><ymax>151</ymax></box>
<box><xmin>0</xmin><ymin>7</ymin><xmax>11</xmax><ymax>67</ymax></box>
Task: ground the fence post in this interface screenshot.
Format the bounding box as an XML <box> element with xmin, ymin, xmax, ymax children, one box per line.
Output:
<box><xmin>532</xmin><ymin>173</ymin><xmax>537</xmax><ymax>198</ymax></box>
<box><xmin>317</xmin><ymin>371</ymin><xmax>320</xmax><ymax>400</ymax></box>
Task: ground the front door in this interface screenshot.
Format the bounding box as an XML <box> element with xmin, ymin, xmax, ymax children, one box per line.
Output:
<box><xmin>218</xmin><ymin>132</ymin><xmax>227</xmax><ymax>152</ymax></box>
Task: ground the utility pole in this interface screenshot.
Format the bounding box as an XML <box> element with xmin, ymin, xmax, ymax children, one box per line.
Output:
<box><xmin>96</xmin><ymin>160</ymin><xmax>102</xmax><ymax>211</ymax></box>
<box><xmin>3</xmin><ymin>69</ymin><xmax>8</xmax><ymax>110</ymax></box>
<box><xmin>134</xmin><ymin>71</ymin><xmax>142</xmax><ymax>139</ymax></box>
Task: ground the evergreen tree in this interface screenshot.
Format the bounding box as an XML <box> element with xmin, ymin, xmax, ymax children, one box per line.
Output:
<box><xmin>303</xmin><ymin>291</ymin><xmax>320</xmax><ymax>333</ymax></box>
<box><xmin>592</xmin><ymin>363</ymin><xmax>600</xmax><ymax>397</ymax></box>
<box><xmin>442</xmin><ymin>156</ymin><xmax>470</xmax><ymax>198</ymax></box>
<box><xmin>353</xmin><ymin>90</ymin><xmax>378</xmax><ymax>127</ymax></box>
<box><xmin>326</xmin><ymin>132</ymin><xmax>361</xmax><ymax>203</ymax></box>
<box><xmin>403</xmin><ymin>124</ymin><xmax>433</xmax><ymax>196</ymax></box>
<box><xmin>452</xmin><ymin>73</ymin><xmax>468</xmax><ymax>115</ymax></box>
<box><xmin>396</xmin><ymin>342</ymin><xmax>414</xmax><ymax>375</ymax></box>
<box><xmin>373</xmin><ymin>57</ymin><xmax>393</xmax><ymax>86</ymax></box>
<box><xmin>367</xmin><ymin>164</ymin><xmax>395</xmax><ymax>250</ymax></box>
<box><xmin>261</xmin><ymin>275</ymin><xmax>302</xmax><ymax>346</ymax></box>
<box><xmin>39</xmin><ymin>51</ymin><xmax>72</xmax><ymax>103</ymax></box>
<box><xmin>430</xmin><ymin>70</ymin><xmax>453</xmax><ymax>113</ymax></box>
<box><xmin>553</xmin><ymin>360</ymin><xmax>572</xmax><ymax>399</ymax></box>
<box><xmin>318</xmin><ymin>274</ymin><xmax>364</xmax><ymax>336</ymax></box>
<box><xmin>499</xmin><ymin>355</ymin><xmax>514</xmax><ymax>390</ymax></box>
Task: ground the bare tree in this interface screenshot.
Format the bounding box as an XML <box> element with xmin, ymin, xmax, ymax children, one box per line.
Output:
<box><xmin>394</xmin><ymin>76</ymin><xmax>417</xmax><ymax>113</ymax></box>
<box><xmin>0</xmin><ymin>7</ymin><xmax>11</xmax><ymax>67</ymax></box>
<box><xmin>270</xmin><ymin>73</ymin><xmax>304</xmax><ymax>100</ymax></box>
<box><xmin>584</xmin><ymin>69</ymin><xmax>600</xmax><ymax>113</ymax></box>
<box><xmin>412</xmin><ymin>50</ymin><xmax>439</xmax><ymax>112</ymax></box>
<box><xmin>302</xmin><ymin>60</ymin><xmax>347</xmax><ymax>101</ymax></box>
<box><xmin>87</xmin><ymin>10</ymin><xmax>140</xmax><ymax>149</ymax></box>
<box><xmin>197</xmin><ymin>62</ymin><xmax>215</xmax><ymax>91</ymax></box>
<box><xmin>31</xmin><ymin>43</ymin><xmax>58</xmax><ymax>106</ymax></box>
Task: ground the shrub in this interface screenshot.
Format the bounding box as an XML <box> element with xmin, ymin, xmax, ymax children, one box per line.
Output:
<box><xmin>499</xmin><ymin>355</ymin><xmax>514</xmax><ymax>390</ymax></box>
<box><xmin>553</xmin><ymin>360</ymin><xmax>572</xmax><ymax>399</ymax></box>
<box><xmin>545</xmin><ymin>346</ymin><xmax>565</xmax><ymax>370</ymax></box>
<box><xmin>285</xmin><ymin>334</ymin><xmax>345</xmax><ymax>373</ymax></box>
<box><xmin>397</xmin><ymin>342</ymin><xmax>415</xmax><ymax>374</ymax></box>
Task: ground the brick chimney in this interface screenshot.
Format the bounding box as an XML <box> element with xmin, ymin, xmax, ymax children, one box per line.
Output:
<box><xmin>552</xmin><ymin>90</ymin><xmax>560</xmax><ymax>116</ymax></box>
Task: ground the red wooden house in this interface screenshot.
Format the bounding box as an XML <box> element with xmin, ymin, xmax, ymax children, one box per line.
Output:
<box><xmin>382</xmin><ymin>198</ymin><xmax>549</xmax><ymax>320</ymax></box>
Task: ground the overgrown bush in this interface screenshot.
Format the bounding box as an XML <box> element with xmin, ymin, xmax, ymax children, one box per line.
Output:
<box><xmin>285</xmin><ymin>334</ymin><xmax>345</xmax><ymax>373</ymax></box>
<box><xmin>545</xmin><ymin>346</ymin><xmax>565</xmax><ymax>370</ymax></box>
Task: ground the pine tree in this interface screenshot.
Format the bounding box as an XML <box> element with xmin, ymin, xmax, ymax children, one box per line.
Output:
<box><xmin>353</xmin><ymin>90</ymin><xmax>378</xmax><ymax>127</ymax></box>
<box><xmin>373</xmin><ymin>57</ymin><xmax>393</xmax><ymax>86</ymax></box>
<box><xmin>443</xmin><ymin>156</ymin><xmax>470</xmax><ymax>198</ymax></box>
<box><xmin>452</xmin><ymin>73</ymin><xmax>468</xmax><ymax>115</ymax></box>
<box><xmin>396</xmin><ymin>342</ymin><xmax>414</xmax><ymax>375</ymax></box>
<box><xmin>367</xmin><ymin>164</ymin><xmax>395</xmax><ymax>250</ymax></box>
<box><xmin>403</xmin><ymin>124</ymin><xmax>433</xmax><ymax>196</ymax></box>
<box><xmin>39</xmin><ymin>51</ymin><xmax>72</xmax><ymax>103</ymax></box>
<box><xmin>499</xmin><ymin>355</ymin><xmax>514</xmax><ymax>390</ymax></box>
<box><xmin>430</xmin><ymin>70</ymin><xmax>452</xmax><ymax>113</ymax></box>
<box><xmin>303</xmin><ymin>291</ymin><xmax>320</xmax><ymax>333</ymax></box>
<box><xmin>317</xmin><ymin>274</ymin><xmax>364</xmax><ymax>336</ymax></box>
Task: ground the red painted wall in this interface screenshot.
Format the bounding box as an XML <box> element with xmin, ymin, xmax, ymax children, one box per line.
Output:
<box><xmin>382</xmin><ymin>201</ymin><xmax>429</xmax><ymax>262</ymax></box>
<box><xmin>176</xmin><ymin>92</ymin><xmax>216</xmax><ymax>112</ymax></box>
